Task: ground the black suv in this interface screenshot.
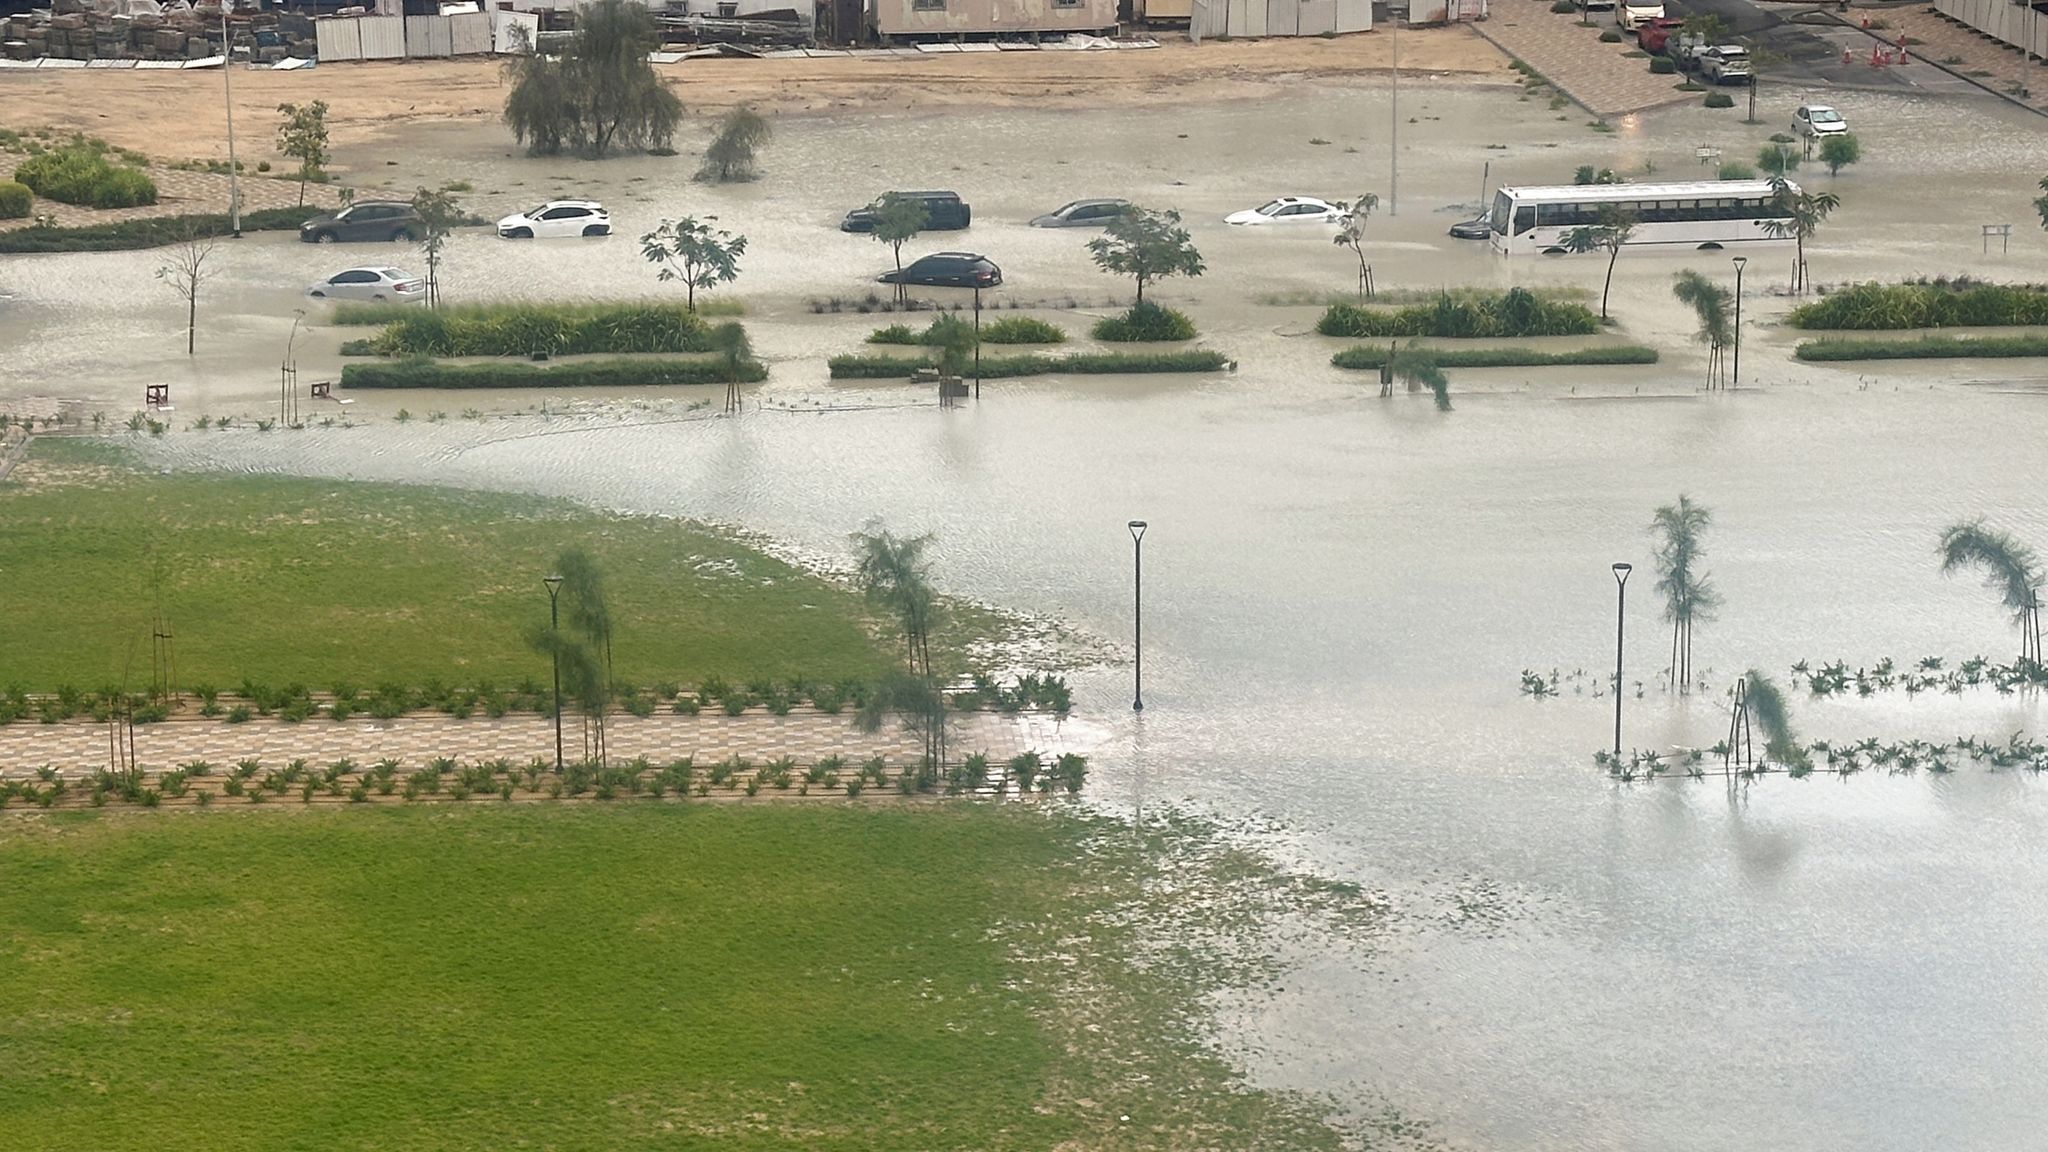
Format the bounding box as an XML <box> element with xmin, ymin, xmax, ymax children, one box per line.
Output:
<box><xmin>299</xmin><ymin>200</ymin><xmax>425</xmax><ymax>244</ymax></box>
<box><xmin>878</xmin><ymin>252</ymin><xmax>1002</xmax><ymax>289</ymax></box>
<box><xmin>841</xmin><ymin>190</ymin><xmax>971</xmax><ymax>233</ymax></box>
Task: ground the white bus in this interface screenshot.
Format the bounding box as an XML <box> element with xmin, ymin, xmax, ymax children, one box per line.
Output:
<box><xmin>1487</xmin><ymin>179</ymin><xmax>1797</xmax><ymax>256</ymax></box>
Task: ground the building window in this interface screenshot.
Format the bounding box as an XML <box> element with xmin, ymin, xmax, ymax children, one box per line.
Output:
<box><xmin>913</xmin><ymin>0</ymin><xmax>946</xmax><ymax>10</ymax></box>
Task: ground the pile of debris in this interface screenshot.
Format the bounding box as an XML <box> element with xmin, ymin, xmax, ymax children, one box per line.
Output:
<box><xmin>2</xmin><ymin>0</ymin><xmax>318</xmax><ymax>64</ymax></box>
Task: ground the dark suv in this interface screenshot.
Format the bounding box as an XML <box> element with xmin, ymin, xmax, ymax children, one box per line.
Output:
<box><xmin>878</xmin><ymin>252</ymin><xmax>1002</xmax><ymax>289</ymax></box>
<box><xmin>841</xmin><ymin>190</ymin><xmax>971</xmax><ymax>233</ymax></box>
<box><xmin>298</xmin><ymin>200</ymin><xmax>425</xmax><ymax>244</ymax></box>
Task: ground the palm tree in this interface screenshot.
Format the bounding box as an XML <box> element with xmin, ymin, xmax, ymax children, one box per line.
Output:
<box><xmin>1652</xmin><ymin>496</ymin><xmax>1721</xmax><ymax>691</ymax></box>
<box><xmin>1671</xmin><ymin>270</ymin><xmax>1732</xmax><ymax>388</ymax></box>
<box><xmin>1742</xmin><ymin>669</ymin><xmax>1807</xmax><ymax>769</ymax></box>
<box><xmin>851</xmin><ymin>525</ymin><xmax>947</xmax><ymax>768</ymax></box>
<box><xmin>1561</xmin><ymin>207</ymin><xmax>1636</xmax><ymax>320</ymax></box>
<box><xmin>530</xmin><ymin>548</ymin><xmax>614</xmax><ymax>766</ymax></box>
<box><xmin>1760</xmin><ymin>176</ymin><xmax>1840</xmax><ymax>294</ymax></box>
<box><xmin>1937</xmin><ymin>520</ymin><xmax>2044</xmax><ymax>663</ymax></box>
<box><xmin>710</xmin><ymin>321</ymin><xmax>751</xmax><ymax>415</ymax></box>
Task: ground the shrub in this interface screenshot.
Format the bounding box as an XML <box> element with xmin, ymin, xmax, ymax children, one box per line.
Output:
<box><xmin>1717</xmin><ymin>161</ymin><xmax>1756</xmax><ymax>181</ymax></box>
<box><xmin>1549</xmin><ymin>0</ymin><xmax>1575</xmax><ymax>10</ymax></box>
<box><xmin>1793</xmin><ymin>334</ymin><xmax>2048</xmax><ymax>361</ymax></box>
<box><xmin>1704</xmin><ymin>93</ymin><xmax>1734</xmax><ymax>109</ymax></box>
<box><xmin>1650</xmin><ymin>57</ymin><xmax>1676</xmax><ymax>74</ymax></box>
<box><xmin>1317</xmin><ymin>289</ymin><xmax>1599</xmax><ymax>338</ymax></box>
<box><xmin>14</xmin><ymin>145</ymin><xmax>158</xmax><ymax>208</ymax></box>
<box><xmin>1092</xmin><ymin>301</ymin><xmax>1197</xmax><ymax>342</ymax></box>
<box><xmin>1330</xmin><ymin>344</ymin><xmax>1657</xmax><ymax>370</ymax></box>
<box><xmin>828</xmin><ymin>350</ymin><xmax>1227</xmax><ymax>380</ymax></box>
<box><xmin>1008</xmin><ymin>751</ymin><xmax>1043</xmax><ymax>792</ymax></box>
<box><xmin>1599</xmin><ymin>30</ymin><xmax>1622</xmax><ymax>43</ymax></box>
<box><xmin>1786</xmin><ymin>280</ymin><xmax>2048</xmax><ymax>330</ymax></box>
<box><xmin>341</xmin><ymin>357</ymin><xmax>766</xmax><ymax>390</ymax></box>
<box><xmin>980</xmin><ymin>316</ymin><xmax>1066</xmax><ymax>344</ymax></box>
<box><xmin>0</xmin><ymin>181</ymin><xmax>30</xmax><ymax>219</ymax></box>
<box><xmin>866</xmin><ymin>323</ymin><xmax>920</xmax><ymax>345</ymax></box>
<box><xmin>336</xmin><ymin>301</ymin><xmax>722</xmax><ymax>357</ymax></box>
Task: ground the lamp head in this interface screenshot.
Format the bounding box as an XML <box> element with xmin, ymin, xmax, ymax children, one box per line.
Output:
<box><xmin>1732</xmin><ymin>256</ymin><xmax>1748</xmax><ymax>271</ymax></box>
<box><xmin>1612</xmin><ymin>562</ymin><xmax>1632</xmax><ymax>584</ymax></box>
<box><xmin>1128</xmin><ymin>520</ymin><xmax>1147</xmax><ymax>542</ymax></box>
<box><xmin>544</xmin><ymin>574</ymin><xmax>563</xmax><ymax>595</ymax></box>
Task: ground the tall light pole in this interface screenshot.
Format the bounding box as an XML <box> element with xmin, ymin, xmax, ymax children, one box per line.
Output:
<box><xmin>972</xmin><ymin>284</ymin><xmax>982</xmax><ymax>401</ymax></box>
<box><xmin>1128</xmin><ymin>521</ymin><xmax>1147</xmax><ymax>712</ymax></box>
<box><xmin>544</xmin><ymin>573</ymin><xmax>564</xmax><ymax>773</ymax></box>
<box><xmin>1731</xmin><ymin>255</ymin><xmax>1747</xmax><ymax>388</ymax></box>
<box><xmin>1389</xmin><ymin>9</ymin><xmax>1399</xmax><ymax>217</ymax></box>
<box><xmin>222</xmin><ymin>7</ymin><xmax>241</xmax><ymax>238</ymax></box>
<box><xmin>1612</xmin><ymin>562</ymin><xmax>1632</xmax><ymax>756</ymax></box>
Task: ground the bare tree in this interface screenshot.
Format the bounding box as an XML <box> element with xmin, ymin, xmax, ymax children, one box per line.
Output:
<box><xmin>155</xmin><ymin>234</ymin><xmax>220</xmax><ymax>355</ymax></box>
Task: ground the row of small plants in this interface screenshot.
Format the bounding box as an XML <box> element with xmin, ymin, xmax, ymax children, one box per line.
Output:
<box><xmin>1596</xmin><ymin>731</ymin><xmax>2048</xmax><ymax>782</ymax></box>
<box><xmin>1791</xmin><ymin>655</ymin><xmax>2047</xmax><ymax>698</ymax></box>
<box><xmin>0</xmin><ymin>672</ymin><xmax>1075</xmax><ymax>726</ymax></box>
<box><xmin>12</xmin><ymin>142</ymin><xmax>157</xmax><ymax>209</ymax></box>
<box><xmin>0</xmin><ymin>749</ymin><xmax>1088</xmax><ymax>810</ymax></box>
<box><xmin>333</xmin><ymin>301</ymin><xmax>727</xmax><ymax>357</ymax></box>
<box><xmin>1792</xmin><ymin>334</ymin><xmax>2048</xmax><ymax>362</ymax></box>
<box><xmin>1317</xmin><ymin>289</ymin><xmax>1601</xmax><ymax>338</ymax></box>
<box><xmin>1785</xmin><ymin>278</ymin><xmax>2048</xmax><ymax>330</ymax></box>
<box><xmin>867</xmin><ymin>316</ymin><xmax>1068</xmax><ymax>346</ymax></box>
<box><xmin>827</xmin><ymin>350</ymin><xmax>1229</xmax><ymax>380</ymax></box>
<box><xmin>0</xmin><ymin>205</ymin><xmax>308</xmax><ymax>253</ymax></box>
<box><xmin>339</xmin><ymin>357</ymin><xmax>766</xmax><ymax>390</ymax></box>
<box><xmin>1330</xmin><ymin>344</ymin><xmax>1658</xmax><ymax>370</ymax></box>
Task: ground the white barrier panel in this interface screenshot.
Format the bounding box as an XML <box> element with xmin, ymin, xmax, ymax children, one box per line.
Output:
<box><xmin>406</xmin><ymin>14</ymin><xmax>453</xmax><ymax>57</ymax></box>
<box><xmin>449</xmin><ymin>11</ymin><xmax>491</xmax><ymax>55</ymax></box>
<box><xmin>359</xmin><ymin>14</ymin><xmax>406</xmax><ymax>59</ymax></box>
<box><xmin>1334</xmin><ymin>0</ymin><xmax>1370</xmax><ymax>32</ymax></box>
<box><xmin>492</xmin><ymin>9</ymin><xmax>539</xmax><ymax>54</ymax></box>
<box><xmin>1268</xmin><ymin>0</ymin><xmax>1299</xmax><ymax>35</ymax></box>
<box><xmin>315</xmin><ymin>17</ymin><xmax>362</xmax><ymax>61</ymax></box>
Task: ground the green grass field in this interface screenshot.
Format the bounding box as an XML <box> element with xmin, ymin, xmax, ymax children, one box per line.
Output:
<box><xmin>0</xmin><ymin>439</ymin><xmax>912</xmax><ymax>691</ymax></box>
<box><xmin>0</xmin><ymin>804</ymin><xmax>1354</xmax><ymax>1150</ymax></box>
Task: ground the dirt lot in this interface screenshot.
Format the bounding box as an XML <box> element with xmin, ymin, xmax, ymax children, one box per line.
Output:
<box><xmin>1</xmin><ymin>27</ymin><xmax>1511</xmax><ymax>161</ymax></box>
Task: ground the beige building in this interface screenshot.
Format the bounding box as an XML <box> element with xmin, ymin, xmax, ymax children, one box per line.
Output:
<box><xmin>871</xmin><ymin>0</ymin><xmax>1119</xmax><ymax>39</ymax></box>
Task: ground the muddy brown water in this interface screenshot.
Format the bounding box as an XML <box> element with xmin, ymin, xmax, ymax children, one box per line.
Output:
<box><xmin>5</xmin><ymin>81</ymin><xmax>2048</xmax><ymax>1151</ymax></box>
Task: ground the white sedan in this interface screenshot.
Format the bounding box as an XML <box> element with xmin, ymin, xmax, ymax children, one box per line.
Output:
<box><xmin>496</xmin><ymin>199</ymin><xmax>613</xmax><ymax>239</ymax></box>
<box><xmin>305</xmin><ymin>266</ymin><xmax>426</xmax><ymax>303</ymax></box>
<box><xmin>1792</xmin><ymin>104</ymin><xmax>1848</xmax><ymax>137</ymax></box>
<box><xmin>1224</xmin><ymin>196</ymin><xmax>1346</xmax><ymax>226</ymax></box>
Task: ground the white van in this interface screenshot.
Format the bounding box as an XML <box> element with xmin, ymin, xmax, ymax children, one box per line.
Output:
<box><xmin>1620</xmin><ymin>1</ymin><xmax>1665</xmax><ymax>29</ymax></box>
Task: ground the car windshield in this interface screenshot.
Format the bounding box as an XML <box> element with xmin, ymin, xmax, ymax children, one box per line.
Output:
<box><xmin>527</xmin><ymin>204</ymin><xmax>552</xmax><ymax>218</ymax></box>
<box><xmin>1811</xmin><ymin>108</ymin><xmax>1842</xmax><ymax>123</ymax></box>
<box><xmin>1052</xmin><ymin>201</ymin><xmax>1084</xmax><ymax>215</ymax></box>
<box><xmin>1256</xmin><ymin>200</ymin><xmax>1288</xmax><ymax>216</ymax></box>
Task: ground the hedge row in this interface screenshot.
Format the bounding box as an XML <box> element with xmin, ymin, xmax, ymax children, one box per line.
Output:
<box><xmin>866</xmin><ymin>315</ymin><xmax>1069</xmax><ymax>346</ymax></box>
<box><xmin>0</xmin><ymin>206</ymin><xmax>306</xmax><ymax>253</ymax></box>
<box><xmin>340</xmin><ymin>357</ymin><xmax>768</xmax><ymax>389</ymax></box>
<box><xmin>1793</xmin><ymin>335</ymin><xmax>2048</xmax><ymax>362</ymax></box>
<box><xmin>1318</xmin><ymin>289</ymin><xmax>1600</xmax><ymax>338</ymax></box>
<box><xmin>14</xmin><ymin>145</ymin><xmax>157</xmax><ymax>209</ymax></box>
<box><xmin>827</xmin><ymin>350</ymin><xmax>1229</xmax><ymax>379</ymax></box>
<box><xmin>1786</xmin><ymin>280</ymin><xmax>2048</xmax><ymax>330</ymax></box>
<box><xmin>340</xmin><ymin>302</ymin><xmax>722</xmax><ymax>357</ymax></box>
<box><xmin>1331</xmin><ymin>344</ymin><xmax>1658</xmax><ymax>370</ymax></box>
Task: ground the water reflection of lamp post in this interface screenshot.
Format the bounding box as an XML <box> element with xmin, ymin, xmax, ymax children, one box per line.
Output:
<box><xmin>1731</xmin><ymin>255</ymin><xmax>1747</xmax><ymax>388</ymax></box>
<box><xmin>544</xmin><ymin>573</ymin><xmax>564</xmax><ymax>773</ymax></box>
<box><xmin>1612</xmin><ymin>562</ymin><xmax>1632</xmax><ymax>756</ymax></box>
<box><xmin>1129</xmin><ymin>521</ymin><xmax>1147</xmax><ymax>712</ymax></box>
<box><xmin>972</xmin><ymin>284</ymin><xmax>982</xmax><ymax>400</ymax></box>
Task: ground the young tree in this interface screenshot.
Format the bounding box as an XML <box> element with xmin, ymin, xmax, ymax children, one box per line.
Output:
<box><xmin>1761</xmin><ymin>176</ymin><xmax>1840</xmax><ymax>294</ymax></box>
<box><xmin>851</xmin><ymin>526</ymin><xmax>947</xmax><ymax>768</ymax></box>
<box><xmin>2035</xmin><ymin>175</ymin><xmax>2048</xmax><ymax>233</ymax></box>
<box><xmin>1333</xmin><ymin>192</ymin><xmax>1380</xmax><ymax>300</ymax></box>
<box><xmin>410</xmin><ymin>184</ymin><xmax>465</xmax><ymax>308</ymax></box>
<box><xmin>696</xmin><ymin>106</ymin><xmax>771</xmax><ymax>183</ymax></box>
<box><xmin>1818</xmin><ymin>133</ymin><xmax>1861</xmax><ymax>177</ymax></box>
<box><xmin>1937</xmin><ymin>520</ymin><xmax>2044</xmax><ymax>663</ymax></box>
<box><xmin>1087</xmin><ymin>206</ymin><xmax>1204</xmax><ymax>306</ymax></box>
<box><xmin>709</xmin><ymin>321</ymin><xmax>752</xmax><ymax>414</ymax></box>
<box><xmin>1562</xmin><ymin>206</ymin><xmax>1637</xmax><ymax>320</ymax></box>
<box><xmin>1741</xmin><ymin>669</ymin><xmax>1808</xmax><ymax>769</ymax></box>
<box><xmin>639</xmin><ymin>216</ymin><xmax>746</xmax><ymax>311</ymax></box>
<box><xmin>274</xmin><ymin>100</ymin><xmax>330</xmax><ymax>207</ymax></box>
<box><xmin>1672</xmin><ymin>269</ymin><xmax>1733</xmax><ymax>387</ymax></box>
<box><xmin>1650</xmin><ymin>496</ymin><xmax>1720</xmax><ymax>691</ymax></box>
<box><xmin>155</xmin><ymin>232</ymin><xmax>219</xmax><ymax>355</ymax></box>
<box><xmin>1757</xmin><ymin>142</ymin><xmax>1799</xmax><ymax>178</ymax></box>
<box><xmin>502</xmin><ymin>0</ymin><xmax>682</xmax><ymax>158</ymax></box>
<box><xmin>870</xmin><ymin>193</ymin><xmax>928</xmax><ymax>305</ymax></box>
<box><xmin>925</xmin><ymin>313</ymin><xmax>977</xmax><ymax>377</ymax></box>
<box><xmin>1387</xmin><ymin>346</ymin><xmax>1451</xmax><ymax>411</ymax></box>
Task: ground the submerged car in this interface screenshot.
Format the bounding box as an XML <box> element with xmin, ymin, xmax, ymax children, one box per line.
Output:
<box><xmin>1448</xmin><ymin>217</ymin><xmax>1492</xmax><ymax>240</ymax></box>
<box><xmin>878</xmin><ymin>252</ymin><xmax>1002</xmax><ymax>289</ymax></box>
<box><xmin>1224</xmin><ymin>196</ymin><xmax>1345</xmax><ymax>226</ymax></box>
<box><xmin>841</xmin><ymin>190</ymin><xmax>972</xmax><ymax>232</ymax></box>
<box><xmin>1792</xmin><ymin>104</ymin><xmax>1848</xmax><ymax>137</ymax></box>
<box><xmin>496</xmin><ymin>200</ymin><xmax>612</xmax><ymax>239</ymax></box>
<box><xmin>305</xmin><ymin>266</ymin><xmax>426</xmax><ymax>303</ymax></box>
<box><xmin>297</xmin><ymin>200</ymin><xmax>422</xmax><ymax>244</ymax></box>
<box><xmin>1029</xmin><ymin>198</ymin><xmax>1132</xmax><ymax>228</ymax></box>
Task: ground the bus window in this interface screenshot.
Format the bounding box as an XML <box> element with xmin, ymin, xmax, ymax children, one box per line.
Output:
<box><xmin>1491</xmin><ymin>191</ymin><xmax>1511</xmax><ymax>234</ymax></box>
<box><xmin>1514</xmin><ymin>207</ymin><xmax>1535</xmax><ymax>235</ymax></box>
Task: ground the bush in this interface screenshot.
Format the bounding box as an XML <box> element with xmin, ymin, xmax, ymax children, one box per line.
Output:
<box><xmin>341</xmin><ymin>356</ymin><xmax>767</xmax><ymax>390</ymax></box>
<box><xmin>1704</xmin><ymin>93</ymin><xmax>1734</xmax><ymax>109</ymax></box>
<box><xmin>865</xmin><ymin>323</ymin><xmax>920</xmax><ymax>345</ymax></box>
<box><xmin>1317</xmin><ymin>289</ymin><xmax>1600</xmax><ymax>338</ymax></box>
<box><xmin>1786</xmin><ymin>280</ymin><xmax>2048</xmax><ymax>330</ymax></box>
<box><xmin>336</xmin><ymin>301</ymin><xmax>721</xmax><ymax>357</ymax></box>
<box><xmin>1330</xmin><ymin>344</ymin><xmax>1657</xmax><ymax>370</ymax></box>
<box><xmin>1599</xmin><ymin>30</ymin><xmax>1622</xmax><ymax>43</ymax></box>
<box><xmin>1794</xmin><ymin>334</ymin><xmax>2048</xmax><ymax>361</ymax></box>
<box><xmin>1550</xmin><ymin>0</ymin><xmax>1575</xmax><ymax>10</ymax></box>
<box><xmin>827</xmin><ymin>350</ymin><xmax>1228</xmax><ymax>380</ymax></box>
<box><xmin>0</xmin><ymin>206</ymin><xmax>306</xmax><ymax>253</ymax></box>
<box><xmin>1717</xmin><ymin>161</ymin><xmax>1756</xmax><ymax>181</ymax></box>
<box><xmin>13</xmin><ymin>145</ymin><xmax>158</xmax><ymax>208</ymax></box>
<box><xmin>980</xmin><ymin>316</ymin><xmax>1066</xmax><ymax>344</ymax></box>
<box><xmin>1650</xmin><ymin>56</ymin><xmax>1676</xmax><ymax>74</ymax></box>
<box><xmin>0</xmin><ymin>181</ymin><xmax>30</xmax><ymax>219</ymax></box>
<box><xmin>1092</xmin><ymin>301</ymin><xmax>1197</xmax><ymax>342</ymax></box>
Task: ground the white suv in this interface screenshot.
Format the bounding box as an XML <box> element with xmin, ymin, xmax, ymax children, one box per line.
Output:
<box><xmin>496</xmin><ymin>200</ymin><xmax>613</xmax><ymax>239</ymax></box>
<box><xmin>1700</xmin><ymin>45</ymin><xmax>1753</xmax><ymax>84</ymax></box>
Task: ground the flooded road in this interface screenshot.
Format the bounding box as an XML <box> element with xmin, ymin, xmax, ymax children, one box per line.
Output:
<box><xmin>8</xmin><ymin>79</ymin><xmax>2048</xmax><ymax>1151</ymax></box>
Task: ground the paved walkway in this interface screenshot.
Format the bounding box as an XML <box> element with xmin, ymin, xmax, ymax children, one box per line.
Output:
<box><xmin>1471</xmin><ymin>0</ymin><xmax>1698</xmax><ymax>117</ymax></box>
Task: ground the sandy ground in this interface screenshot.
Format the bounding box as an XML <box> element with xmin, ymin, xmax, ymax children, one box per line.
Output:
<box><xmin>0</xmin><ymin>28</ymin><xmax>1511</xmax><ymax>162</ymax></box>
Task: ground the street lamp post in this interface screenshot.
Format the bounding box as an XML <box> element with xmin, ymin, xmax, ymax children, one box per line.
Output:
<box><xmin>1612</xmin><ymin>562</ymin><xmax>1632</xmax><ymax>756</ymax></box>
<box><xmin>1731</xmin><ymin>256</ymin><xmax>1747</xmax><ymax>388</ymax></box>
<box><xmin>544</xmin><ymin>573</ymin><xmax>564</xmax><ymax>773</ymax></box>
<box><xmin>1389</xmin><ymin>10</ymin><xmax>1399</xmax><ymax>217</ymax></box>
<box><xmin>222</xmin><ymin>8</ymin><xmax>241</xmax><ymax>238</ymax></box>
<box><xmin>1129</xmin><ymin>521</ymin><xmax>1147</xmax><ymax>712</ymax></box>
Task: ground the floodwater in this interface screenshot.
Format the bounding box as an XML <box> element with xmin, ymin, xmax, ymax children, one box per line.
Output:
<box><xmin>8</xmin><ymin>79</ymin><xmax>2048</xmax><ymax>1151</ymax></box>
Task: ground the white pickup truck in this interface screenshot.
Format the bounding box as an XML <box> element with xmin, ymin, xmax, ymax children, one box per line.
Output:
<box><xmin>1619</xmin><ymin>1</ymin><xmax>1665</xmax><ymax>29</ymax></box>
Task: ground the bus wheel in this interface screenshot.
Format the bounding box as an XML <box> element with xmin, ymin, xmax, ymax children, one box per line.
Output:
<box><xmin>1696</xmin><ymin>242</ymin><xmax>1724</xmax><ymax>250</ymax></box>
<box><xmin>1541</xmin><ymin>247</ymin><xmax>1567</xmax><ymax>256</ymax></box>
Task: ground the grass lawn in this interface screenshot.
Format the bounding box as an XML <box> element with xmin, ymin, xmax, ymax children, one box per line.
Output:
<box><xmin>0</xmin><ymin>438</ymin><xmax>914</xmax><ymax>691</ymax></box>
<box><xmin>0</xmin><ymin>804</ymin><xmax>1356</xmax><ymax>1150</ymax></box>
